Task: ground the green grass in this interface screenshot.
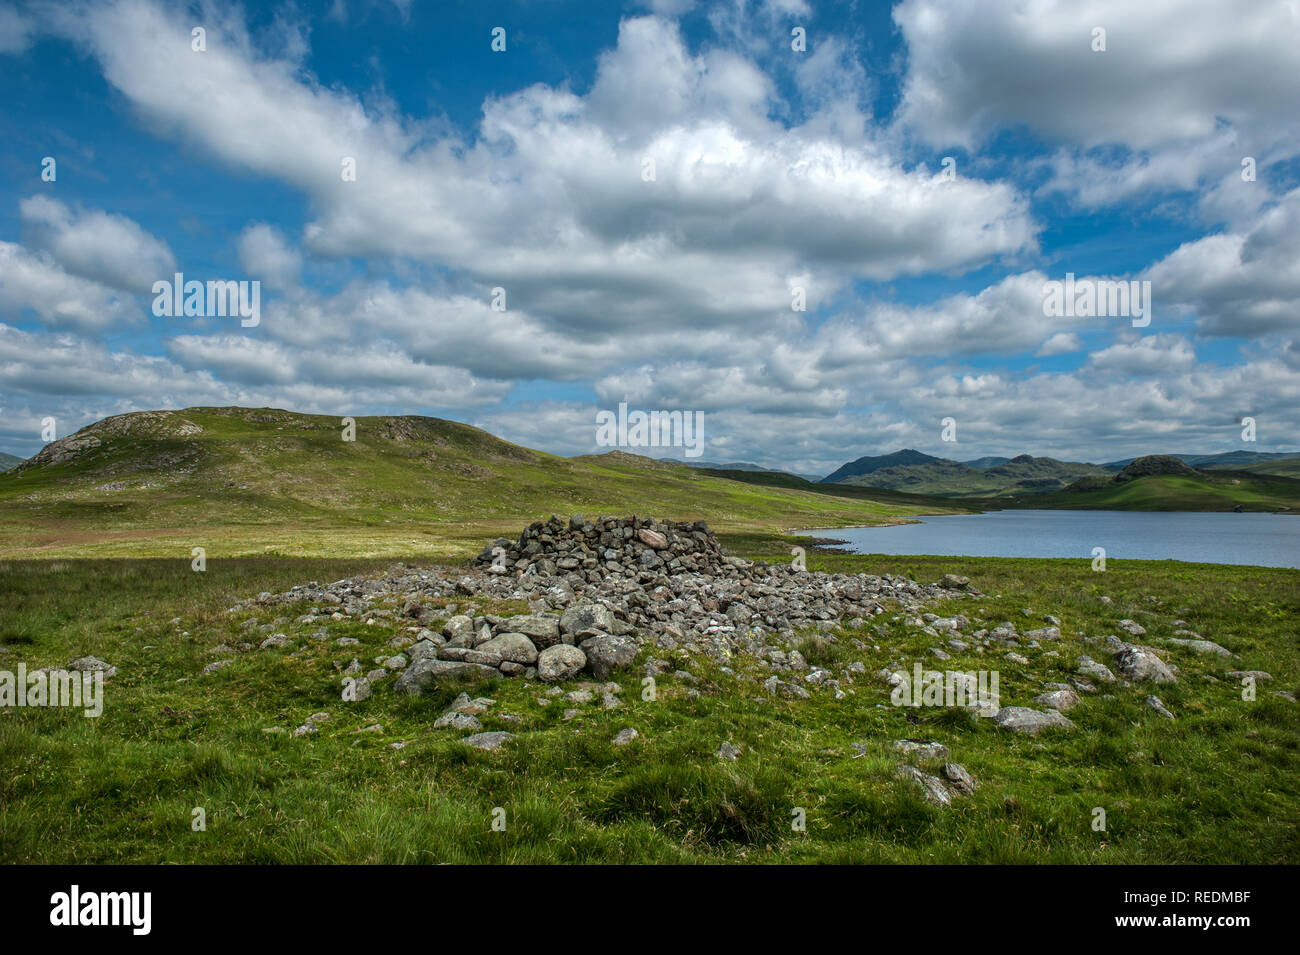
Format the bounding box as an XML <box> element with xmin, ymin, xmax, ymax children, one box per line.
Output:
<box><xmin>2</xmin><ymin>545</ymin><xmax>1297</xmax><ymax>863</ymax></box>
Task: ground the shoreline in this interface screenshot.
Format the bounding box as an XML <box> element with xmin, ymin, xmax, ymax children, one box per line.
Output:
<box><xmin>785</xmin><ymin>517</ymin><xmax>926</xmax><ymax>535</ymax></box>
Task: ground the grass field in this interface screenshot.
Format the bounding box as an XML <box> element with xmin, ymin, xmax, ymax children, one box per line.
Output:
<box><xmin>2</xmin><ymin>541</ymin><xmax>1297</xmax><ymax>864</ymax></box>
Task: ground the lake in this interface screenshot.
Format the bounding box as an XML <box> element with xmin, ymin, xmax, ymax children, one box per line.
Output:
<box><xmin>801</xmin><ymin>510</ymin><xmax>1300</xmax><ymax>569</ymax></box>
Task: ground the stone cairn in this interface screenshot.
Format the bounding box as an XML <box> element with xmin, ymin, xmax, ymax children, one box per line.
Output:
<box><xmin>474</xmin><ymin>514</ymin><xmax>731</xmax><ymax>580</ymax></box>
<box><xmin>233</xmin><ymin>514</ymin><xmax>978</xmax><ymax>708</ymax></box>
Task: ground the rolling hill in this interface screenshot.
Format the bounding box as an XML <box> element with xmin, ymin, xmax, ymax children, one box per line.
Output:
<box><xmin>0</xmin><ymin>451</ymin><xmax>22</xmax><ymax>472</ymax></box>
<box><xmin>1221</xmin><ymin>458</ymin><xmax>1300</xmax><ymax>479</ymax></box>
<box><xmin>1102</xmin><ymin>450</ymin><xmax>1300</xmax><ymax>472</ymax></box>
<box><xmin>0</xmin><ymin>406</ymin><xmax>953</xmax><ymax>559</ymax></box>
<box><xmin>1027</xmin><ymin>456</ymin><xmax>1300</xmax><ymax>511</ymax></box>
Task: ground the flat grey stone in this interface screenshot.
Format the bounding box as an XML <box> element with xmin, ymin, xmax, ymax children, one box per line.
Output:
<box><xmin>1034</xmin><ymin>689</ymin><xmax>1079</xmax><ymax>711</ymax></box>
<box><xmin>433</xmin><ymin>711</ymin><xmax>482</xmax><ymax>731</ymax></box>
<box><xmin>892</xmin><ymin>739</ymin><xmax>949</xmax><ymax>762</ymax></box>
<box><xmin>461</xmin><ymin>731</ymin><xmax>515</xmax><ymax>751</ymax></box>
<box><xmin>993</xmin><ymin>706</ymin><xmax>1075</xmax><ymax>734</ymax></box>
<box><xmin>393</xmin><ymin>657</ymin><xmax>499</xmax><ymax>695</ymax></box>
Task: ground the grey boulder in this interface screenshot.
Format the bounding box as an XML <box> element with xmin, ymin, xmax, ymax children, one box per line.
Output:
<box><xmin>896</xmin><ymin>765</ymin><xmax>952</xmax><ymax>807</ymax></box>
<box><xmin>560</xmin><ymin>603</ymin><xmax>618</xmax><ymax>641</ymax></box>
<box><xmin>537</xmin><ymin>644</ymin><xmax>587</xmax><ymax>683</ymax></box>
<box><xmin>993</xmin><ymin>706</ymin><xmax>1075</xmax><ymax>734</ymax></box>
<box><xmin>578</xmin><ymin>634</ymin><xmax>638</xmax><ymax>680</ymax></box>
<box><xmin>467</xmin><ymin>632</ymin><xmax>538</xmax><ymax>667</ymax></box>
<box><xmin>394</xmin><ymin>657</ymin><xmax>499</xmax><ymax>695</ymax></box>
<box><xmin>1113</xmin><ymin>643</ymin><xmax>1178</xmax><ymax>684</ymax></box>
<box><xmin>461</xmin><ymin>731</ymin><xmax>515</xmax><ymax>751</ymax></box>
<box><xmin>501</xmin><ymin>615</ymin><xmax>562</xmax><ymax>649</ymax></box>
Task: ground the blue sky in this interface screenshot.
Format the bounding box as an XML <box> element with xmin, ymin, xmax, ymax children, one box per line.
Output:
<box><xmin>1</xmin><ymin>0</ymin><xmax>1298</xmax><ymax>475</ymax></box>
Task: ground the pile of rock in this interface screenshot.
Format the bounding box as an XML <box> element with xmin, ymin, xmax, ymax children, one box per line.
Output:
<box><xmin>474</xmin><ymin>514</ymin><xmax>732</xmax><ymax>579</ymax></box>
<box><xmin>231</xmin><ymin>516</ymin><xmax>979</xmax><ymax>696</ymax></box>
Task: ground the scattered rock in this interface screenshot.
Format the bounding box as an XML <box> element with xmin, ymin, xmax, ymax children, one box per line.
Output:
<box><xmin>896</xmin><ymin>765</ymin><xmax>952</xmax><ymax>807</ymax></box>
<box><xmin>612</xmin><ymin>727</ymin><xmax>639</xmax><ymax>745</ymax></box>
<box><xmin>433</xmin><ymin>712</ymin><xmax>482</xmax><ymax>731</ymax></box>
<box><xmin>345</xmin><ymin>676</ymin><xmax>372</xmax><ymax>701</ymax></box>
<box><xmin>1113</xmin><ymin>643</ymin><xmax>1177</xmax><ymax>684</ymax></box>
<box><xmin>460</xmin><ymin>731</ymin><xmax>515</xmax><ymax>751</ymax></box>
<box><xmin>941</xmin><ymin>762</ymin><xmax>977</xmax><ymax>795</ymax></box>
<box><xmin>67</xmin><ymin>656</ymin><xmax>117</xmax><ymax>677</ymax></box>
<box><xmin>1034</xmin><ymin>689</ymin><xmax>1079</xmax><ymax>712</ymax></box>
<box><xmin>1145</xmin><ymin>696</ymin><xmax>1176</xmax><ymax>720</ymax></box>
<box><xmin>892</xmin><ymin>739</ymin><xmax>949</xmax><ymax>762</ymax></box>
<box><xmin>1077</xmin><ymin>655</ymin><xmax>1117</xmax><ymax>683</ymax></box>
<box><xmin>993</xmin><ymin>706</ymin><xmax>1075</xmax><ymax>734</ymax></box>
<box><xmin>716</xmin><ymin>741</ymin><xmax>741</xmax><ymax>761</ymax></box>
<box><xmin>1166</xmin><ymin>637</ymin><xmax>1234</xmax><ymax>658</ymax></box>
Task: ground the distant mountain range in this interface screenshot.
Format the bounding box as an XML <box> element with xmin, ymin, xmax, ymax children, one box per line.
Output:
<box><xmin>667</xmin><ymin>459</ymin><xmax>825</xmax><ymax>482</ymax></box>
<box><xmin>820</xmin><ymin>449</ymin><xmax>1107</xmax><ymax>497</ymax></box>
<box><xmin>817</xmin><ymin>448</ymin><xmax>1300</xmax><ymax>498</ymax></box>
<box><xmin>0</xmin><ymin>452</ymin><xmax>22</xmax><ymax>472</ymax></box>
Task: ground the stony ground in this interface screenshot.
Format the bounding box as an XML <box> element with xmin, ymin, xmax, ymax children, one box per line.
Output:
<box><xmin>4</xmin><ymin>536</ymin><xmax>1297</xmax><ymax>863</ymax></box>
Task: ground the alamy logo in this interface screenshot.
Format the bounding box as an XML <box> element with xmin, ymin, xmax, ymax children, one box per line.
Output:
<box><xmin>1042</xmin><ymin>273</ymin><xmax>1151</xmax><ymax>327</ymax></box>
<box><xmin>152</xmin><ymin>272</ymin><xmax>260</xmax><ymax>327</ymax></box>
<box><xmin>0</xmin><ymin>665</ymin><xmax>102</xmax><ymax>717</ymax></box>
<box><xmin>889</xmin><ymin>663</ymin><xmax>1000</xmax><ymax>716</ymax></box>
<box><xmin>50</xmin><ymin>885</ymin><xmax>151</xmax><ymax>935</ymax></box>
<box><xmin>595</xmin><ymin>402</ymin><xmax>704</xmax><ymax>458</ymax></box>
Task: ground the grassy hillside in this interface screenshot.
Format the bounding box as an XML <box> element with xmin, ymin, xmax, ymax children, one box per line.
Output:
<box><xmin>0</xmin><ymin>451</ymin><xmax>21</xmax><ymax>472</ymax></box>
<box><xmin>1024</xmin><ymin>468</ymin><xmax>1300</xmax><ymax>512</ymax></box>
<box><xmin>0</xmin><ymin>407</ymin><xmax>955</xmax><ymax>559</ymax></box>
<box><xmin>1105</xmin><ymin>450</ymin><xmax>1300</xmax><ymax>472</ymax></box>
<box><xmin>1224</xmin><ymin>459</ymin><xmax>1300</xmax><ymax>480</ymax></box>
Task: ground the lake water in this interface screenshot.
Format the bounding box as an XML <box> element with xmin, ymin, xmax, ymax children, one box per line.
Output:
<box><xmin>801</xmin><ymin>510</ymin><xmax>1300</xmax><ymax>569</ymax></box>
